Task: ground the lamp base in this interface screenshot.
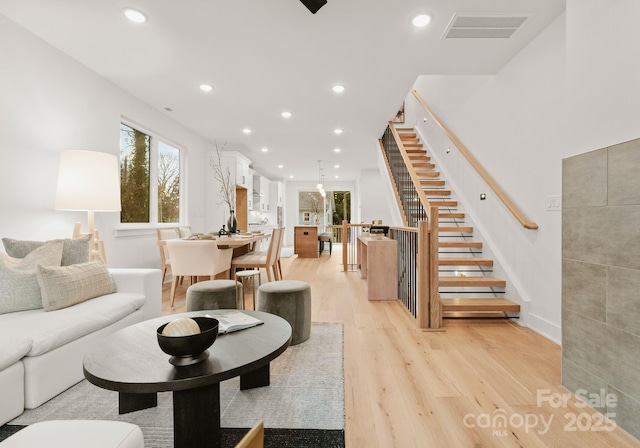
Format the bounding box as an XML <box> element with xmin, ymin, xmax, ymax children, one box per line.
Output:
<box><xmin>73</xmin><ymin>222</ymin><xmax>107</xmax><ymax>262</ymax></box>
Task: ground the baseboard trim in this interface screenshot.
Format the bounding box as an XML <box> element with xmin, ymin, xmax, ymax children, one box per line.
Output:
<box><xmin>528</xmin><ymin>313</ymin><xmax>561</xmax><ymax>345</ymax></box>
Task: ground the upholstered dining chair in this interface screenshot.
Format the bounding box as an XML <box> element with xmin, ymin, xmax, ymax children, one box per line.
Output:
<box><xmin>231</xmin><ymin>227</ymin><xmax>282</xmax><ymax>282</ymax></box>
<box><xmin>157</xmin><ymin>228</ymin><xmax>179</xmax><ymax>283</ymax></box>
<box><xmin>178</xmin><ymin>226</ymin><xmax>192</xmax><ymax>238</ymax></box>
<box><xmin>166</xmin><ymin>240</ymin><xmax>234</xmax><ymax>306</ymax></box>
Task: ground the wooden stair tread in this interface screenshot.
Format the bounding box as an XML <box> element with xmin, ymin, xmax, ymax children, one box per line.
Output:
<box><xmin>441</xmin><ymin>298</ymin><xmax>520</xmax><ymax>312</ymax></box>
<box><xmin>430</xmin><ymin>200</ymin><xmax>458</xmax><ymax>207</ymax></box>
<box><xmin>439</xmin><ymin>212</ymin><xmax>465</xmax><ymax>218</ymax></box>
<box><xmin>439</xmin><ymin>258</ymin><xmax>493</xmax><ymax>266</ymax></box>
<box><xmin>415</xmin><ymin>171</ymin><xmax>441</xmax><ymax>178</ymax></box>
<box><xmin>443</xmin><ymin>311</ymin><xmax>509</xmax><ymax>318</ymax></box>
<box><xmin>439</xmin><ymin>276</ymin><xmax>506</xmax><ymax>287</ymax></box>
<box><xmin>438</xmin><ymin>240</ymin><xmax>481</xmax><ymax>248</ymax></box>
<box><xmin>424</xmin><ymin>189</ymin><xmax>451</xmax><ymax>196</ymax></box>
<box><xmin>439</xmin><ymin>226</ymin><xmax>473</xmax><ymax>233</ymax></box>
<box><xmin>420</xmin><ymin>180</ymin><xmax>445</xmax><ymax>186</ymax></box>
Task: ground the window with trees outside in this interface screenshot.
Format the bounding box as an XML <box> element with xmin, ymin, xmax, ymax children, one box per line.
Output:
<box><xmin>120</xmin><ymin>122</ymin><xmax>182</xmax><ymax>224</ymax></box>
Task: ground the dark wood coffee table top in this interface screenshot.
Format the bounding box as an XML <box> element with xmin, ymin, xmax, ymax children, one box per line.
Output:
<box><xmin>83</xmin><ymin>310</ymin><xmax>292</xmax><ymax>394</ymax></box>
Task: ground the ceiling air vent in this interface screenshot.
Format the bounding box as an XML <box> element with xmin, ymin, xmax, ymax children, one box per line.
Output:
<box><xmin>443</xmin><ymin>14</ymin><xmax>529</xmax><ymax>39</ymax></box>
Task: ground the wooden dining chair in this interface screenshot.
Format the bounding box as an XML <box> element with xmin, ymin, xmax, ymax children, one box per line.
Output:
<box><xmin>231</xmin><ymin>228</ymin><xmax>282</xmax><ymax>282</ymax></box>
<box><xmin>166</xmin><ymin>240</ymin><xmax>234</xmax><ymax>306</ymax></box>
<box><xmin>235</xmin><ymin>420</ymin><xmax>264</xmax><ymax>448</ymax></box>
<box><xmin>157</xmin><ymin>228</ymin><xmax>179</xmax><ymax>283</ymax></box>
<box><xmin>178</xmin><ymin>226</ymin><xmax>192</xmax><ymax>238</ymax></box>
<box><xmin>249</xmin><ymin>227</ymin><xmax>285</xmax><ymax>280</ymax></box>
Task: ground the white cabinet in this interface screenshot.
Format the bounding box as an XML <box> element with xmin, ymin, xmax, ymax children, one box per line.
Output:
<box><xmin>253</xmin><ymin>174</ymin><xmax>271</xmax><ymax>212</ymax></box>
<box><xmin>221</xmin><ymin>151</ymin><xmax>252</xmax><ymax>188</ymax></box>
<box><xmin>247</xmin><ymin>168</ymin><xmax>254</xmax><ymax>210</ymax></box>
<box><xmin>270</xmin><ymin>181</ymin><xmax>284</xmax><ymax>207</ymax></box>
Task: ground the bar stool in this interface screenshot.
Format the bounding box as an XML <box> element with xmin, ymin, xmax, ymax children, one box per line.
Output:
<box><xmin>318</xmin><ymin>232</ymin><xmax>332</xmax><ymax>256</ymax></box>
<box><xmin>235</xmin><ymin>269</ymin><xmax>261</xmax><ymax>310</ymax></box>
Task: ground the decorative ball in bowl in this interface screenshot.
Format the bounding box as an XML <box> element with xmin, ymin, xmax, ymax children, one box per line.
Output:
<box><xmin>156</xmin><ymin>316</ymin><xmax>219</xmax><ymax>366</ymax></box>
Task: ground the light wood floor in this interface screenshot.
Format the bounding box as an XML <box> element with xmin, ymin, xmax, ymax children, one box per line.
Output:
<box><xmin>161</xmin><ymin>249</ymin><xmax>640</xmax><ymax>447</ymax></box>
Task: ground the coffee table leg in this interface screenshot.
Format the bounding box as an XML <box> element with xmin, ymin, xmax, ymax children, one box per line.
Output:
<box><xmin>119</xmin><ymin>392</ymin><xmax>157</xmax><ymax>414</ymax></box>
<box><xmin>240</xmin><ymin>363</ymin><xmax>270</xmax><ymax>390</ymax></box>
<box><xmin>173</xmin><ymin>382</ymin><xmax>221</xmax><ymax>448</ymax></box>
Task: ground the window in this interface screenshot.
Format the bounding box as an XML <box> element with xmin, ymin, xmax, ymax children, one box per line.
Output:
<box><xmin>120</xmin><ymin>122</ymin><xmax>183</xmax><ymax>224</ymax></box>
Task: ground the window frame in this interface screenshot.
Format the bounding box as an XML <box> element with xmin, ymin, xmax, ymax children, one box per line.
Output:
<box><xmin>118</xmin><ymin>118</ymin><xmax>187</xmax><ymax>231</ymax></box>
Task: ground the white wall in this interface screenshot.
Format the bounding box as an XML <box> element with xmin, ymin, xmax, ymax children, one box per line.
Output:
<box><xmin>408</xmin><ymin>1</ymin><xmax>640</xmax><ymax>343</ymax></box>
<box><xmin>359</xmin><ymin>168</ymin><xmax>395</xmax><ymax>226</ymax></box>
<box><xmin>0</xmin><ymin>14</ymin><xmax>212</xmax><ymax>269</ymax></box>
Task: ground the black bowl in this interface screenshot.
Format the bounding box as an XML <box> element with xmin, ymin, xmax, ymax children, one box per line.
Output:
<box><xmin>157</xmin><ymin>316</ymin><xmax>219</xmax><ymax>366</ymax></box>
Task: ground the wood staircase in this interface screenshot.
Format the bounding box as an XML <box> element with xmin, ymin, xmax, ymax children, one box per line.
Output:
<box><xmin>395</xmin><ymin>127</ymin><xmax>520</xmax><ymax>319</ymax></box>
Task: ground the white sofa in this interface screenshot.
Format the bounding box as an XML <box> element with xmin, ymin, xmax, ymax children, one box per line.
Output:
<box><xmin>0</xmin><ymin>268</ymin><xmax>161</xmax><ymax>425</ymax></box>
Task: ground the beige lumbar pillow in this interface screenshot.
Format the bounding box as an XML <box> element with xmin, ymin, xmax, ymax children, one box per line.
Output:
<box><xmin>0</xmin><ymin>241</ymin><xmax>64</xmax><ymax>314</ymax></box>
<box><xmin>36</xmin><ymin>261</ymin><xmax>115</xmax><ymax>312</ymax></box>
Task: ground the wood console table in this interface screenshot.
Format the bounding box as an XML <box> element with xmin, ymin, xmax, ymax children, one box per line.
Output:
<box><xmin>357</xmin><ymin>235</ymin><xmax>398</xmax><ymax>301</ymax></box>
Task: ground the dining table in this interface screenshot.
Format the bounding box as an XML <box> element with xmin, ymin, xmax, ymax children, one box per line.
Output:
<box><xmin>159</xmin><ymin>232</ymin><xmax>269</xmax><ymax>256</ymax></box>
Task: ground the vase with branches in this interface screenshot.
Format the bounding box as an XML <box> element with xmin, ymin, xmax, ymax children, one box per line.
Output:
<box><xmin>209</xmin><ymin>141</ymin><xmax>237</xmax><ymax>232</ymax></box>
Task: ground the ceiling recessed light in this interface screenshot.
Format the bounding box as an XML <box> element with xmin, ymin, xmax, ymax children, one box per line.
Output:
<box><xmin>335</xmin><ymin>175</ymin><xmax>339</xmax><ymax>179</ymax></box>
<box><xmin>334</xmin><ymin>129</ymin><xmax>343</xmax><ymax>135</ymax></box>
<box><xmin>333</xmin><ymin>148</ymin><xmax>341</xmax><ymax>153</ymax></box>
<box><xmin>261</xmin><ymin>147</ymin><xmax>269</xmax><ymax>152</ymax></box>
<box><xmin>242</xmin><ymin>128</ymin><xmax>252</xmax><ymax>134</ymax></box>
<box><xmin>289</xmin><ymin>175</ymin><xmax>294</xmax><ymax>179</ymax></box>
<box><xmin>334</xmin><ymin>164</ymin><xmax>340</xmax><ymax>169</ymax></box>
<box><xmin>124</xmin><ymin>8</ymin><xmax>147</xmax><ymax>23</ymax></box>
<box><xmin>199</xmin><ymin>84</ymin><xmax>213</xmax><ymax>92</ymax></box>
<box><xmin>281</xmin><ymin>111</ymin><xmax>292</xmax><ymax>118</ymax></box>
<box><xmin>332</xmin><ymin>85</ymin><xmax>345</xmax><ymax>93</ymax></box>
<box><xmin>278</xmin><ymin>164</ymin><xmax>283</xmax><ymax>168</ymax></box>
<box><xmin>412</xmin><ymin>14</ymin><xmax>431</xmax><ymax>27</ymax></box>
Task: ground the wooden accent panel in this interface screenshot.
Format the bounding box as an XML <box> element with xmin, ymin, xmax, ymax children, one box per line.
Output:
<box><xmin>294</xmin><ymin>226</ymin><xmax>318</xmax><ymax>258</ymax></box>
<box><xmin>412</xmin><ymin>90</ymin><xmax>538</xmax><ymax>230</ymax></box>
<box><xmin>235</xmin><ymin>186</ymin><xmax>248</xmax><ymax>231</ymax></box>
<box><xmin>428</xmin><ymin>207</ymin><xmax>442</xmax><ymax>328</ymax></box>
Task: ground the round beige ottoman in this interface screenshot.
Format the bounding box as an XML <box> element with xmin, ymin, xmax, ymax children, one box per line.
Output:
<box><xmin>186</xmin><ymin>280</ymin><xmax>242</xmax><ymax>311</ymax></box>
<box><xmin>257</xmin><ymin>280</ymin><xmax>311</xmax><ymax>345</ymax></box>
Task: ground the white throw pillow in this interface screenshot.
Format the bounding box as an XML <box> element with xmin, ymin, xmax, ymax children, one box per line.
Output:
<box><xmin>36</xmin><ymin>261</ymin><xmax>115</xmax><ymax>312</ymax></box>
<box><xmin>0</xmin><ymin>241</ymin><xmax>64</xmax><ymax>314</ymax></box>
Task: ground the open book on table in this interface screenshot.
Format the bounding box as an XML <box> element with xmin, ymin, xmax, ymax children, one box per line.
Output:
<box><xmin>206</xmin><ymin>311</ymin><xmax>264</xmax><ymax>334</ymax></box>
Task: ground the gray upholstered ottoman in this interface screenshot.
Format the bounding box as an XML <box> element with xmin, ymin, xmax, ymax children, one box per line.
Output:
<box><xmin>257</xmin><ymin>280</ymin><xmax>311</xmax><ymax>345</ymax></box>
<box><xmin>186</xmin><ymin>280</ymin><xmax>242</xmax><ymax>311</ymax></box>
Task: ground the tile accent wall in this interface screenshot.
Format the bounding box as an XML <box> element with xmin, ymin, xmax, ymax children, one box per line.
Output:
<box><xmin>562</xmin><ymin>138</ymin><xmax>640</xmax><ymax>439</ymax></box>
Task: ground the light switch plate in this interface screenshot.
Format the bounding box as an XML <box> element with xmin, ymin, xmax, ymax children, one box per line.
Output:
<box><xmin>546</xmin><ymin>195</ymin><xmax>561</xmax><ymax>211</ymax></box>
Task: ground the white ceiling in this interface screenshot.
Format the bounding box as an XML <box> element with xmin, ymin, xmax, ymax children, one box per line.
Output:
<box><xmin>0</xmin><ymin>0</ymin><xmax>564</xmax><ymax>182</ymax></box>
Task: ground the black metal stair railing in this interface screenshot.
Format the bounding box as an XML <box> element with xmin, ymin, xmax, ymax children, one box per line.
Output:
<box><xmin>381</xmin><ymin>125</ymin><xmax>426</xmax><ymax>227</ymax></box>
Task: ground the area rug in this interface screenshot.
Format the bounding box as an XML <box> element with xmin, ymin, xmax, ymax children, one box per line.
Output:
<box><xmin>6</xmin><ymin>322</ymin><xmax>344</xmax><ymax>447</ymax></box>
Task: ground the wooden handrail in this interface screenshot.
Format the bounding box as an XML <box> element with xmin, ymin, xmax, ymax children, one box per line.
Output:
<box><xmin>387</xmin><ymin>121</ymin><xmax>433</xmax><ymax>221</ymax></box>
<box><xmin>411</xmin><ymin>90</ymin><xmax>538</xmax><ymax>230</ymax></box>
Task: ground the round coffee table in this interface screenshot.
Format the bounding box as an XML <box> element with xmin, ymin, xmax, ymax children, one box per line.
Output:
<box><xmin>83</xmin><ymin>310</ymin><xmax>292</xmax><ymax>448</ymax></box>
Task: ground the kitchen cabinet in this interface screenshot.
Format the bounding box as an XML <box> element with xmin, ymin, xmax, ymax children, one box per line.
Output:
<box><xmin>221</xmin><ymin>151</ymin><xmax>252</xmax><ymax>188</ymax></box>
<box><xmin>270</xmin><ymin>181</ymin><xmax>284</xmax><ymax>207</ymax></box>
<box><xmin>253</xmin><ymin>174</ymin><xmax>271</xmax><ymax>212</ymax></box>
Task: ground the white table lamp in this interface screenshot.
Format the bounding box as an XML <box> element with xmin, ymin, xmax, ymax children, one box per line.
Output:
<box><xmin>55</xmin><ymin>150</ymin><xmax>121</xmax><ymax>261</ymax></box>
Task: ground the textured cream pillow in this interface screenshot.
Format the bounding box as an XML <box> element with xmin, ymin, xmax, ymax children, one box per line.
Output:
<box><xmin>0</xmin><ymin>241</ymin><xmax>64</xmax><ymax>314</ymax></box>
<box><xmin>36</xmin><ymin>261</ymin><xmax>115</xmax><ymax>312</ymax></box>
<box><xmin>2</xmin><ymin>234</ymin><xmax>91</xmax><ymax>266</ymax></box>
